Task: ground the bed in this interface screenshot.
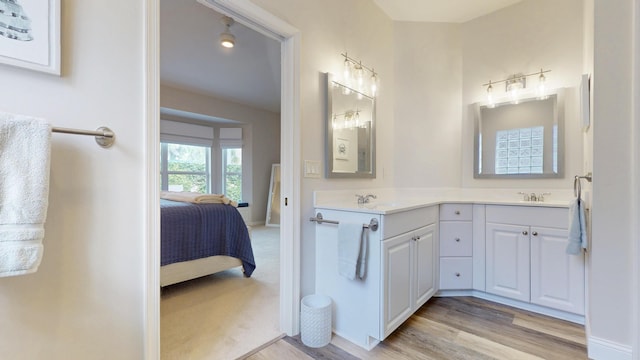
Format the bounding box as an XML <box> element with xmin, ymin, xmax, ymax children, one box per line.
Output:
<box><xmin>160</xmin><ymin>199</ymin><xmax>255</xmax><ymax>287</ymax></box>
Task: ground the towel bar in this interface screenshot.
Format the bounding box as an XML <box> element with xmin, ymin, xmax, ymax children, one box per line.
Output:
<box><xmin>52</xmin><ymin>126</ymin><xmax>115</xmax><ymax>148</ymax></box>
<box><xmin>310</xmin><ymin>212</ymin><xmax>379</xmax><ymax>231</ymax></box>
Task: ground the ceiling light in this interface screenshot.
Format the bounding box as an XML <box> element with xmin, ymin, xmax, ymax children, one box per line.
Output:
<box><xmin>220</xmin><ymin>16</ymin><xmax>235</xmax><ymax>48</ymax></box>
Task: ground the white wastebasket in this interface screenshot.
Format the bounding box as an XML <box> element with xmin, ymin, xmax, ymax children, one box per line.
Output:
<box><xmin>300</xmin><ymin>294</ymin><xmax>332</xmax><ymax>348</ymax></box>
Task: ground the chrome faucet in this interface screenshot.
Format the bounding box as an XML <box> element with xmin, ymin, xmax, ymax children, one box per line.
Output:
<box><xmin>355</xmin><ymin>194</ymin><xmax>377</xmax><ymax>204</ymax></box>
<box><xmin>517</xmin><ymin>192</ymin><xmax>551</xmax><ymax>202</ymax></box>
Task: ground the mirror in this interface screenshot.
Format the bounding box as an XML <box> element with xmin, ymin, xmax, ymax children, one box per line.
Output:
<box><xmin>325</xmin><ymin>73</ymin><xmax>376</xmax><ymax>178</ymax></box>
<box><xmin>265</xmin><ymin>164</ymin><xmax>280</xmax><ymax>226</ymax></box>
<box><xmin>474</xmin><ymin>91</ymin><xmax>564</xmax><ymax>178</ymax></box>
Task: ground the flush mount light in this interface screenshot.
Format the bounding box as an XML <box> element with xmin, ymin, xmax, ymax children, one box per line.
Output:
<box><xmin>220</xmin><ymin>16</ymin><xmax>235</xmax><ymax>48</ymax></box>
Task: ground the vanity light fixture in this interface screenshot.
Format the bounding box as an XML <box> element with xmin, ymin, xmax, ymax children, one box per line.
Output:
<box><xmin>220</xmin><ymin>16</ymin><xmax>236</xmax><ymax>48</ymax></box>
<box><xmin>332</xmin><ymin>109</ymin><xmax>364</xmax><ymax>130</ymax></box>
<box><xmin>342</xmin><ymin>53</ymin><xmax>379</xmax><ymax>97</ymax></box>
<box><xmin>482</xmin><ymin>68</ymin><xmax>551</xmax><ymax>105</ymax></box>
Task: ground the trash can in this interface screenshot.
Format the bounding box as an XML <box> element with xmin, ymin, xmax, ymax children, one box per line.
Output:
<box><xmin>300</xmin><ymin>294</ymin><xmax>332</xmax><ymax>348</ymax></box>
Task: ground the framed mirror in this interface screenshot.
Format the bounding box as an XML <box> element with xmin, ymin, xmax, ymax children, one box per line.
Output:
<box><xmin>325</xmin><ymin>73</ymin><xmax>376</xmax><ymax>178</ymax></box>
<box><xmin>473</xmin><ymin>90</ymin><xmax>564</xmax><ymax>178</ymax></box>
<box><xmin>265</xmin><ymin>163</ymin><xmax>280</xmax><ymax>226</ymax></box>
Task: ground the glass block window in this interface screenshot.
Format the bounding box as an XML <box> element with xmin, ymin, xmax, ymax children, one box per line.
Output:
<box><xmin>495</xmin><ymin>126</ymin><xmax>544</xmax><ymax>175</ymax></box>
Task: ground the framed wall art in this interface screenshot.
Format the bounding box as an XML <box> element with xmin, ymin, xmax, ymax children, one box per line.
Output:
<box><xmin>0</xmin><ymin>0</ymin><xmax>60</xmax><ymax>75</ymax></box>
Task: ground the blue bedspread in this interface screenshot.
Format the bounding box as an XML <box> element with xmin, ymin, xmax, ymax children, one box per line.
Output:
<box><xmin>160</xmin><ymin>199</ymin><xmax>255</xmax><ymax>277</ymax></box>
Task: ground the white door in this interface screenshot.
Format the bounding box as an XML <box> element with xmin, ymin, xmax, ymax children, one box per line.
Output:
<box><xmin>414</xmin><ymin>224</ymin><xmax>436</xmax><ymax>309</ymax></box>
<box><xmin>486</xmin><ymin>223</ymin><xmax>530</xmax><ymax>302</ymax></box>
<box><xmin>382</xmin><ymin>232</ymin><xmax>413</xmax><ymax>338</ymax></box>
<box><xmin>530</xmin><ymin>226</ymin><xmax>585</xmax><ymax>314</ymax></box>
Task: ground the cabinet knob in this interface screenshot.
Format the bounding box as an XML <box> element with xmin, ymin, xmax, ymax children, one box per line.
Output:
<box><xmin>532</xmin><ymin>231</ymin><xmax>538</xmax><ymax>236</ymax></box>
<box><xmin>522</xmin><ymin>231</ymin><xmax>528</xmax><ymax>235</ymax></box>
<box><xmin>455</xmin><ymin>238</ymin><xmax>461</xmax><ymax>242</ymax></box>
<box><xmin>416</xmin><ymin>236</ymin><xmax>421</xmax><ymax>240</ymax></box>
<box><xmin>454</xmin><ymin>210</ymin><xmax>461</xmax><ymax>215</ymax></box>
<box><xmin>455</xmin><ymin>273</ymin><xmax>461</xmax><ymax>277</ymax></box>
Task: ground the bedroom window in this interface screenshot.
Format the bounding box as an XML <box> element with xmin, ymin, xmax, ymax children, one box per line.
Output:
<box><xmin>222</xmin><ymin>147</ymin><xmax>242</xmax><ymax>201</ymax></box>
<box><xmin>161</xmin><ymin>142</ymin><xmax>211</xmax><ymax>193</ymax></box>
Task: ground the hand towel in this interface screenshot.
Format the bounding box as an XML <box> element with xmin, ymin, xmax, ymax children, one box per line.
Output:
<box><xmin>356</xmin><ymin>228</ymin><xmax>368</xmax><ymax>280</ymax></box>
<box><xmin>160</xmin><ymin>191</ymin><xmax>238</xmax><ymax>207</ymax></box>
<box><xmin>566</xmin><ymin>198</ymin><xmax>588</xmax><ymax>255</ymax></box>
<box><xmin>0</xmin><ymin>112</ymin><xmax>51</xmax><ymax>277</ymax></box>
<box><xmin>338</xmin><ymin>222</ymin><xmax>363</xmax><ymax>280</ymax></box>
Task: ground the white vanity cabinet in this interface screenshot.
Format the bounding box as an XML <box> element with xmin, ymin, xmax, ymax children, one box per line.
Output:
<box><xmin>381</xmin><ymin>222</ymin><xmax>436</xmax><ymax>337</ymax></box>
<box><xmin>314</xmin><ymin>205</ymin><xmax>438</xmax><ymax>350</ymax></box>
<box><xmin>438</xmin><ymin>204</ymin><xmax>473</xmax><ymax>290</ymax></box>
<box><xmin>485</xmin><ymin>205</ymin><xmax>585</xmax><ymax>315</ymax></box>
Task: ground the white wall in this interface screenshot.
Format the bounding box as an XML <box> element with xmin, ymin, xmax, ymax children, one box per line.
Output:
<box><xmin>590</xmin><ymin>0</ymin><xmax>634</xmax><ymax>354</ymax></box>
<box><xmin>461</xmin><ymin>0</ymin><xmax>585</xmax><ymax>190</ymax></box>
<box><xmin>392</xmin><ymin>22</ymin><xmax>463</xmax><ymax>187</ymax></box>
<box><xmin>161</xmin><ymin>85</ymin><xmax>280</xmax><ymax>224</ymax></box>
<box><xmin>0</xmin><ymin>1</ymin><xmax>145</xmax><ymax>359</ymax></box>
<box><xmin>251</xmin><ymin>0</ymin><xmax>395</xmax><ymax>296</ymax></box>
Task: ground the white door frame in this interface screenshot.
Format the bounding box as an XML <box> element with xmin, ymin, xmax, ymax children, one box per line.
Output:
<box><xmin>144</xmin><ymin>1</ymin><xmax>301</xmax><ymax>358</ymax></box>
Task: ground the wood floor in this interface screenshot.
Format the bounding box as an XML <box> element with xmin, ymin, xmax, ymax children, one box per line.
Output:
<box><xmin>246</xmin><ymin>296</ymin><xmax>587</xmax><ymax>360</ymax></box>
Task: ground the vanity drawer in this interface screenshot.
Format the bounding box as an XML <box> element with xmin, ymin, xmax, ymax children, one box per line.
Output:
<box><xmin>440</xmin><ymin>257</ymin><xmax>473</xmax><ymax>289</ymax></box>
<box><xmin>439</xmin><ymin>221</ymin><xmax>472</xmax><ymax>256</ymax></box>
<box><xmin>440</xmin><ymin>204</ymin><xmax>473</xmax><ymax>221</ymax></box>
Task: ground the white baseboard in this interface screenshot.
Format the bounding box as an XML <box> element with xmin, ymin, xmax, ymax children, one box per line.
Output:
<box><xmin>587</xmin><ymin>336</ymin><xmax>632</xmax><ymax>360</ymax></box>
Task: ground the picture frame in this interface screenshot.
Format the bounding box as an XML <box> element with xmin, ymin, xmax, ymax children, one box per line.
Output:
<box><xmin>0</xmin><ymin>0</ymin><xmax>61</xmax><ymax>75</ymax></box>
<box><xmin>334</xmin><ymin>137</ymin><xmax>349</xmax><ymax>160</ymax></box>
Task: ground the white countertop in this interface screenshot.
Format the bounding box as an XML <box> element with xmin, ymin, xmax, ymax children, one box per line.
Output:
<box><xmin>313</xmin><ymin>188</ymin><xmax>573</xmax><ymax>215</ymax></box>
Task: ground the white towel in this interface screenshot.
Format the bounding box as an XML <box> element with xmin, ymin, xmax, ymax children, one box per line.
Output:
<box><xmin>566</xmin><ymin>198</ymin><xmax>588</xmax><ymax>255</ymax></box>
<box><xmin>338</xmin><ymin>222</ymin><xmax>364</xmax><ymax>280</ymax></box>
<box><xmin>0</xmin><ymin>112</ymin><xmax>51</xmax><ymax>277</ymax></box>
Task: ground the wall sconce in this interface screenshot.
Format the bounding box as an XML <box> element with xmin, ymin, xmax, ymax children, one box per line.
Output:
<box><xmin>342</xmin><ymin>53</ymin><xmax>379</xmax><ymax>97</ymax></box>
<box><xmin>220</xmin><ymin>16</ymin><xmax>236</xmax><ymax>48</ymax></box>
<box><xmin>483</xmin><ymin>68</ymin><xmax>550</xmax><ymax>105</ymax></box>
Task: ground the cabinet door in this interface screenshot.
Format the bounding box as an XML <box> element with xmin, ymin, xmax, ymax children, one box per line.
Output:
<box><xmin>414</xmin><ymin>224</ymin><xmax>436</xmax><ymax>309</ymax></box>
<box><xmin>381</xmin><ymin>232</ymin><xmax>413</xmax><ymax>337</ymax></box>
<box><xmin>486</xmin><ymin>223</ymin><xmax>530</xmax><ymax>302</ymax></box>
<box><xmin>530</xmin><ymin>226</ymin><xmax>585</xmax><ymax>314</ymax></box>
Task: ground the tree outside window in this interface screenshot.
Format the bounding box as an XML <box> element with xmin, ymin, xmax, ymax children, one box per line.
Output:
<box><xmin>223</xmin><ymin>147</ymin><xmax>242</xmax><ymax>201</ymax></box>
<box><xmin>161</xmin><ymin>142</ymin><xmax>211</xmax><ymax>193</ymax></box>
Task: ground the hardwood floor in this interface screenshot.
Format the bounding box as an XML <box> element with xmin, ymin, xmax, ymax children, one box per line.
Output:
<box><xmin>246</xmin><ymin>297</ymin><xmax>587</xmax><ymax>360</ymax></box>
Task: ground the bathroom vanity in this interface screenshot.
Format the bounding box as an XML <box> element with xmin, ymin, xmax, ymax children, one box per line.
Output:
<box><xmin>313</xmin><ymin>189</ymin><xmax>585</xmax><ymax>350</ymax></box>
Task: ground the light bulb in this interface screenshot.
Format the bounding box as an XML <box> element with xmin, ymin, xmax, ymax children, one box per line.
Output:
<box><xmin>538</xmin><ymin>70</ymin><xmax>547</xmax><ymax>99</ymax></box>
<box><xmin>220</xmin><ymin>32</ymin><xmax>235</xmax><ymax>48</ymax></box>
<box><xmin>355</xmin><ymin>63</ymin><xmax>364</xmax><ymax>87</ymax></box>
<box><xmin>370</xmin><ymin>72</ymin><xmax>378</xmax><ymax>96</ymax></box>
<box><xmin>343</xmin><ymin>58</ymin><xmax>352</xmax><ymax>84</ymax></box>
<box><xmin>510</xmin><ymin>87</ymin><xmax>520</xmax><ymax>104</ymax></box>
